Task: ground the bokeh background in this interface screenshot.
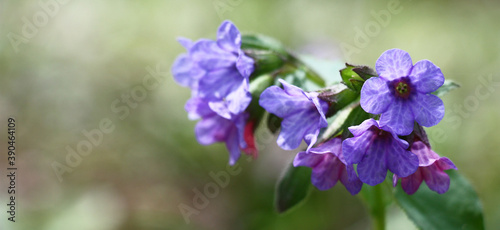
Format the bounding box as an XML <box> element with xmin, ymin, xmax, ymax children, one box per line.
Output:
<box><xmin>1</xmin><ymin>0</ymin><xmax>499</xmax><ymax>229</ymax></box>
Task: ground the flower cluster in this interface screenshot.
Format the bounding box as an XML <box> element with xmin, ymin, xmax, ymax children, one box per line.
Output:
<box><xmin>172</xmin><ymin>21</ymin><xmax>256</xmax><ymax>165</ymax></box>
<box><xmin>173</xmin><ymin>21</ymin><xmax>456</xmax><ymax>196</ymax></box>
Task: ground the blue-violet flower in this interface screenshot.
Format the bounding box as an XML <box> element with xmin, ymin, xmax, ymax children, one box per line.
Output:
<box><xmin>172</xmin><ymin>20</ymin><xmax>255</xmax><ymax>119</ymax></box>
<box><xmin>294</xmin><ymin>137</ymin><xmax>363</xmax><ymax>195</ymax></box>
<box><xmin>259</xmin><ymin>79</ymin><xmax>328</xmax><ymax>151</ymax></box>
<box><xmin>185</xmin><ymin>97</ymin><xmax>248</xmax><ymax>165</ymax></box>
<box><xmin>360</xmin><ymin>48</ymin><xmax>445</xmax><ymax>135</ymax></box>
<box><xmin>342</xmin><ymin>118</ymin><xmax>419</xmax><ymax>186</ymax></box>
<box><xmin>393</xmin><ymin>141</ymin><xmax>457</xmax><ymax>194</ymax></box>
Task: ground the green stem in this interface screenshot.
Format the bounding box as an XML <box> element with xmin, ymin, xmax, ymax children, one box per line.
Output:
<box><xmin>372</xmin><ymin>184</ymin><xmax>386</xmax><ymax>230</ymax></box>
<box><xmin>288</xmin><ymin>54</ymin><xmax>326</xmax><ymax>87</ymax></box>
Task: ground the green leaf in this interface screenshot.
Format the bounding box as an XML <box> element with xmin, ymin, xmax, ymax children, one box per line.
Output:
<box><xmin>275</xmin><ymin>163</ymin><xmax>312</xmax><ymax>213</ymax></box>
<box><xmin>395</xmin><ymin>170</ymin><xmax>484</xmax><ymax>230</ymax></box>
<box><xmin>241</xmin><ymin>34</ymin><xmax>287</xmax><ymax>54</ymax></box>
<box><xmin>432</xmin><ymin>80</ymin><xmax>460</xmax><ymax>97</ymax></box>
<box><xmin>338</xmin><ymin>105</ymin><xmax>371</xmax><ymax>138</ymax></box>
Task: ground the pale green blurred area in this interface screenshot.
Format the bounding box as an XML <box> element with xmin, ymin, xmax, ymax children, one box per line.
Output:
<box><xmin>0</xmin><ymin>0</ymin><xmax>499</xmax><ymax>229</ymax></box>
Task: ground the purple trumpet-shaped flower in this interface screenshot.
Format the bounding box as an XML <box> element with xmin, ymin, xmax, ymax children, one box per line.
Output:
<box><xmin>360</xmin><ymin>48</ymin><xmax>445</xmax><ymax>135</ymax></box>
<box><xmin>185</xmin><ymin>97</ymin><xmax>248</xmax><ymax>165</ymax></box>
<box><xmin>259</xmin><ymin>79</ymin><xmax>329</xmax><ymax>151</ymax></box>
<box><xmin>293</xmin><ymin>137</ymin><xmax>363</xmax><ymax>195</ymax></box>
<box><xmin>172</xmin><ymin>20</ymin><xmax>255</xmax><ymax>119</ymax></box>
<box><xmin>393</xmin><ymin>141</ymin><xmax>457</xmax><ymax>194</ymax></box>
<box><xmin>342</xmin><ymin>118</ymin><xmax>419</xmax><ymax>186</ymax></box>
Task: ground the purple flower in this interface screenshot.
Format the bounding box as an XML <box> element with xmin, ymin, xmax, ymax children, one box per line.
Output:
<box><xmin>172</xmin><ymin>20</ymin><xmax>255</xmax><ymax>119</ymax></box>
<box><xmin>393</xmin><ymin>141</ymin><xmax>457</xmax><ymax>194</ymax></box>
<box><xmin>259</xmin><ymin>79</ymin><xmax>329</xmax><ymax>151</ymax></box>
<box><xmin>342</xmin><ymin>118</ymin><xmax>419</xmax><ymax>186</ymax></box>
<box><xmin>185</xmin><ymin>97</ymin><xmax>248</xmax><ymax>165</ymax></box>
<box><xmin>293</xmin><ymin>137</ymin><xmax>363</xmax><ymax>195</ymax></box>
<box><xmin>360</xmin><ymin>49</ymin><xmax>445</xmax><ymax>135</ymax></box>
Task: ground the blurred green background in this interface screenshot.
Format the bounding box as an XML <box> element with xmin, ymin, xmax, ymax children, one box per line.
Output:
<box><xmin>1</xmin><ymin>0</ymin><xmax>499</xmax><ymax>229</ymax></box>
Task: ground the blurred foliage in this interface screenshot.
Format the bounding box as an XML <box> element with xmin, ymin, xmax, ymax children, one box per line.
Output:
<box><xmin>0</xmin><ymin>0</ymin><xmax>499</xmax><ymax>229</ymax></box>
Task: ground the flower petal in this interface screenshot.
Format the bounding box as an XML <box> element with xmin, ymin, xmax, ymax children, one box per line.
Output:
<box><xmin>307</xmin><ymin>91</ymin><xmax>329</xmax><ymax>128</ymax></box>
<box><xmin>277</xmin><ymin>109</ymin><xmax>320</xmax><ymax>150</ymax></box>
<box><xmin>185</xmin><ymin>97</ymin><xmax>213</xmax><ymax>120</ymax></box>
<box><xmin>225</xmin><ymin>126</ymin><xmax>241</xmax><ymax>166</ymax></box>
<box><xmin>357</xmin><ymin>138</ymin><xmax>388</xmax><ymax>186</ymax></box>
<box><xmin>360</xmin><ymin>77</ymin><xmax>394</xmax><ymax>114</ymax></box>
<box><xmin>279</xmin><ymin>79</ymin><xmax>308</xmax><ymax>97</ymax></box>
<box><xmin>410</xmin><ymin>141</ymin><xmax>440</xmax><ymax>167</ymax></box>
<box><xmin>259</xmin><ymin>86</ymin><xmax>310</xmax><ymax>118</ymax></box>
<box><xmin>177</xmin><ymin>37</ymin><xmax>194</xmax><ymax>50</ymax></box>
<box><xmin>342</xmin><ymin>130</ymin><xmax>374</xmax><ymax>165</ymax></box>
<box><xmin>400</xmin><ymin>169</ymin><xmax>424</xmax><ymax>195</ymax></box>
<box><xmin>348</xmin><ymin>118</ymin><xmax>379</xmax><ymax>137</ymax></box>
<box><xmin>171</xmin><ymin>54</ymin><xmax>204</xmax><ymax>88</ymax></box>
<box><xmin>293</xmin><ymin>151</ymin><xmax>324</xmax><ymax>168</ymax></box>
<box><xmin>309</xmin><ymin>138</ymin><xmax>342</xmax><ymax>156</ymax></box>
<box><xmin>386</xmin><ymin>139</ymin><xmax>419</xmax><ymax>177</ymax></box>
<box><xmin>375</xmin><ymin>49</ymin><xmax>413</xmax><ymax>81</ymax></box>
<box><xmin>436</xmin><ymin>157</ymin><xmax>457</xmax><ymax>171</ymax></box>
<box><xmin>340</xmin><ymin>164</ymin><xmax>363</xmax><ymax>195</ymax></box>
<box><xmin>234</xmin><ymin>113</ymin><xmax>249</xmax><ymax>149</ymax></box>
<box><xmin>303</xmin><ymin>128</ymin><xmax>321</xmax><ymax>151</ymax></box>
<box><xmin>410</xmin><ymin>93</ymin><xmax>444</xmax><ymax>128</ymax></box>
<box><xmin>197</xmin><ymin>68</ymin><xmax>243</xmax><ymax>100</ymax></box>
<box><xmin>421</xmin><ymin>164</ymin><xmax>451</xmax><ymax>194</ymax></box>
<box><xmin>208</xmin><ymin>101</ymin><xmax>232</xmax><ymax>119</ymax></box>
<box><xmin>189</xmin><ymin>39</ymin><xmax>236</xmax><ymax>70</ymax></box>
<box><xmin>379</xmin><ymin>99</ymin><xmax>415</xmax><ymax>135</ymax></box>
<box><xmin>409</xmin><ymin>60</ymin><xmax>445</xmax><ymax>94</ymax></box>
<box><xmin>217</xmin><ymin>20</ymin><xmax>241</xmax><ymax>53</ymax></box>
<box><xmin>310</xmin><ymin>155</ymin><xmax>342</xmax><ymax>190</ymax></box>
<box><xmin>225</xmin><ymin>80</ymin><xmax>252</xmax><ymax>115</ymax></box>
<box><xmin>195</xmin><ymin>115</ymin><xmax>231</xmax><ymax>145</ymax></box>
<box><xmin>236</xmin><ymin>50</ymin><xmax>255</xmax><ymax>78</ymax></box>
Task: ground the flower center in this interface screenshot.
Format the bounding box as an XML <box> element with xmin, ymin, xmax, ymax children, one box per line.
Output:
<box><xmin>390</xmin><ymin>77</ymin><xmax>413</xmax><ymax>99</ymax></box>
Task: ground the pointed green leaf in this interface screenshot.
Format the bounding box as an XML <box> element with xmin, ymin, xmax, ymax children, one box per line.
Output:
<box><xmin>275</xmin><ymin>163</ymin><xmax>312</xmax><ymax>213</ymax></box>
<box><xmin>433</xmin><ymin>80</ymin><xmax>460</xmax><ymax>97</ymax></box>
<box><xmin>395</xmin><ymin>170</ymin><xmax>484</xmax><ymax>230</ymax></box>
<box><xmin>339</xmin><ymin>105</ymin><xmax>371</xmax><ymax>138</ymax></box>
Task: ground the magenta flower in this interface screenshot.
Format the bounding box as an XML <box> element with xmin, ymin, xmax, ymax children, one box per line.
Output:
<box><xmin>294</xmin><ymin>138</ymin><xmax>362</xmax><ymax>195</ymax></box>
<box><xmin>259</xmin><ymin>79</ymin><xmax>329</xmax><ymax>151</ymax></box>
<box><xmin>393</xmin><ymin>141</ymin><xmax>457</xmax><ymax>194</ymax></box>
<box><xmin>185</xmin><ymin>97</ymin><xmax>248</xmax><ymax>165</ymax></box>
<box><xmin>172</xmin><ymin>20</ymin><xmax>255</xmax><ymax>119</ymax></box>
<box><xmin>360</xmin><ymin>49</ymin><xmax>445</xmax><ymax>135</ymax></box>
<box><xmin>342</xmin><ymin>118</ymin><xmax>419</xmax><ymax>186</ymax></box>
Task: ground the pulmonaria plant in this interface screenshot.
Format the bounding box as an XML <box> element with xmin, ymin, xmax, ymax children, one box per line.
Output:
<box><xmin>173</xmin><ymin>20</ymin><xmax>476</xmax><ymax>230</ymax></box>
